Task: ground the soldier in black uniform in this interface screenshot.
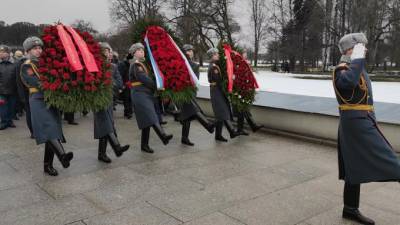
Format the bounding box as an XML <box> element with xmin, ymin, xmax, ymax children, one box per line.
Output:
<box><xmin>207</xmin><ymin>48</ymin><xmax>238</xmax><ymax>142</ymax></box>
<box><xmin>129</xmin><ymin>43</ymin><xmax>173</xmax><ymax>153</ymax></box>
<box><xmin>334</xmin><ymin>33</ymin><xmax>400</xmax><ymax>225</ymax></box>
<box><xmin>94</xmin><ymin>42</ymin><xmax>130</xmax><ymax>163</ymax></box>
<box><xmin>20</xmin><ymin>37</ymin><xmax>73</xmax><ymax>176</ymax></box>
<box><xmin>178</xmin><ymin>44</ymin><xmax>215</xmax><ymax>146</ymax></box>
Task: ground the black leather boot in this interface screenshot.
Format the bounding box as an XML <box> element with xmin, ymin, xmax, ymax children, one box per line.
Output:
<box><xmin>44</xmin><ymin>143</ymin><xmax>58</xmax><ymax>176</ymax></box>
<box><xmin>141</xmin><ymin>127</ymin><xmax>154</xmax><ymax>153</ymax></box>
<box><xmin>152</xmin><ymin>123</ymin><xmax>173</xmax><ymax>145</ymax></box>
<box><xmin>224</xmin><ymin>120</ymin><xmax>239</xmax><ymax>139</ymax></box>
<box><xmin>98</xmin><ymin>137</ymin><xmax>112</xmax><ymax>163</ymax></box>
<box><xmin>196</xmin><ymin>112</ymin><xmax>215</xmax><ymax>134</ymax></box>
<box><xmin>107</xmin><ymin>133</ymin><xmax>129</xmax><ymax>157</ymax></box>
<box><xmin>236</xmin><ymin>112</ymin><xmax>249</xmax><ymax>136</ymax></box>
<box><xmin>48</xmin><ymin>139</ymin><xmax>73</xmax><ymax>168</ymax></box>
<box><xmin>181</xmin><ymin>120</ymin><xmax>194</xmax><ymax>146</ymax></box>
<box><xmin>215</xmin><ymin>121</ymin><xmax>227</xmax><ymax>142</ymax></box>
<box><xmin>342</xmin><ymin>207</ymin><xmax>375</xmax><ymax>225</ymax></box>
<box><xmin>245</xmin><ymin>111</ymin><xmax>263</xmax><ymax>132</ymax></box>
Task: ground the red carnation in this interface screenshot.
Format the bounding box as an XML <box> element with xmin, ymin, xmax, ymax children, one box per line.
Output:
<box><xmin>62</xmin><ymin>83</ymin><xmax>69</xmax><ymax>93</ymax></box>
<box><xmin>50</xmin><ymin>69</ymin><xmax>58</xmax><ymax>76</ymax></box>
<box><xmin>63</xmin><ymin>73</ymin><xmax>70</xmax><ymax>80</ymax></box>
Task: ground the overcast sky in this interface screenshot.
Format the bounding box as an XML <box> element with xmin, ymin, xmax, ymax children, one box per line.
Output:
<box><xmin>0</xmin><ymin>0</ymin><xmax>254</xmax><ymax>48</ymax></box>
<box><xmin>0</xmin><ymin>0</ymin><xmax>112</xmax><ymax>32</ymax></box>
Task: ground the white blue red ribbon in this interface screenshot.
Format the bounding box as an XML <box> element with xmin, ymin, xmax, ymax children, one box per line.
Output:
<box><xmin>144</xmin><ymin>35</ymin><xmax>164</xmax><ymax>90</ymax></box>
<box><xmin>167</xmin><ymin>35</ymin><xmax>199</xmax><ymax>87</ymax></box>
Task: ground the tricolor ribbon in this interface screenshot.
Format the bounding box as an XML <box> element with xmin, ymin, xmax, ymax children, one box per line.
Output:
<box><xmin>57</xmin><ymin>25</ymin><xmax>83</xmax><ymax>72</ymax></box>
<box><xmin>65</xmin><ymin>25</ymin><xmax>99</xmax><ymax>73</ymax></box>
<box><xmin>144</xmin><ymin>34</ymin><xmax>164</xmax><ymax>90</ymax></box>
<box><xmin>167</xmin><ymin>35</ymin><xmax>199</xmax><ymax>87</ymax></box>
<box><xmin>223</xmin><ymin>44</ymin><xmax>234</xmax><ymax>93</ymax></box>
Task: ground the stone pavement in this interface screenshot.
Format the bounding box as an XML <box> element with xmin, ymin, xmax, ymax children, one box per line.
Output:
<box><xmin>0</xmin><ymin>108</ymin><xmax>399</xmax><ymax>225</ymax></box>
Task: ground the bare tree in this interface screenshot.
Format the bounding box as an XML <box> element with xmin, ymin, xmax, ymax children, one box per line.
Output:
<box><xmin>71</xmin><ymin>19</ymin><xmax>98</xmax><ymax>34</ymax></box>
<box><xmin>108</xmin><ymin>0</ymin><xmax>162</xmax><ymax>25</ymax></box>
<box><xmin>250</xmin><ymin>0</ymin><xmax>269</xmax><ymax>67</ymax></box>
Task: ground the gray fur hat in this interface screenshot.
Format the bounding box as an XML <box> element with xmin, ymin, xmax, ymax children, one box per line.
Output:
<box><xmin>99</xmin><ymin>42</ymin><xmax>112</xmax><ymax>51</ymax></box>
<box><xmin>0</xmin><ymin>45</ymin><xmax>10</xmax><ymax>53</ymax></box>
<box><xmin>182</xmin><ymin>44</ymin><xmax>194</xmax><ymax>52</ymax></box>
<box><xmin>338</xmin><ymin>33</ymin><xmax>368</xmax><ymax>54</ymax></box>
<box><xmin>23</xmin><ymin>36</ymin><xmax>43</xmax><ymax>52</ymax></box>
<box><xmin>207</xmin><ymin>48</ymin><xmax>219</xmax><ymax>58</ymax></box>
<box><xmin>129</xmin><ymin>43</ymin><xmax>145</xmax><ymax>54</ymax></box>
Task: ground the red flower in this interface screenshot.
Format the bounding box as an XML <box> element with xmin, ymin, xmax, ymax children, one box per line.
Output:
<box><xmin>62</xmin><ymin>83</ymin><xmax>69</xmax><ymax>92</ymax></box>
<box><xmin>63</xmin><ymin>73</ymin><xmax>70</xmax><ymax>80</ymax></box>
<box><xmin>104</xmin><ymin>71</ymin><xmax>111</xmax><ymax>78</ymax></box>
<box><xmin>50</xmin><ymin>69</ymin><xmax>58</xmax><ymax>76</ymax></box>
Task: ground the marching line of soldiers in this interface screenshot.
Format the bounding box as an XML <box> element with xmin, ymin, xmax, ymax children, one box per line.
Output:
<box><xmin>14</xmin><ymin>35</ymin><xmax>263</xmax><ymax>176</ymax></box>
<box><xmin>5</xmin><ymin>31</ymin><xmax>400</xmax><ymax>225</ymax></box>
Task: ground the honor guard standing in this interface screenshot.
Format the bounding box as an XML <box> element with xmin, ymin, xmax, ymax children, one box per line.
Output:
<box><xmin>94</xmin><ymin>42</ymin><xmax>130</xmax><ymax>163</ymax></box>
<box><xmin>207</xmin><ymin>48</ymin><xmax>239</xmax><ymax>142</ymax></box>
<box><xmin>20</xmin><ymin>37</ymin><xmax>73</xmax><ymax>176</ymax></box>
<box><xmin>129</xmin><ymin>43</ymin><xmax>173</xmax><ymax>153</ymax></box>
<box><xmin>333</xmin><ymin>33</ymin><xmax>400</xmax><ymax>225</ymax></box>
<box><xmin>178</xmin><ymin>44</ymin><xmax>215</xmax><ymax>146</ymax></box>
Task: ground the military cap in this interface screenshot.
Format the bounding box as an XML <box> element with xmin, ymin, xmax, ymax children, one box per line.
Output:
<box><xmin>338</xmin><ymin>33</ymin><xmax>368</xmax><ymax>54</ymax></box>
<box><xmin>182</xmin><ymin>44</ymin><xmax>194</xmax><ymax>52</ymax></box>
<box><xmin>0</xmin><ymin>45</ymin><xmax>10</xmax><ymax>53</ymax></box>
<box><xmin>99</xmin><ymin>42</ymin><xmax>112</xmax><ymax>51</ymax></box>
<box><xmin>23</xmin><ymin>36</ymin><xmax>43</xmax><ymax>52</ymax></box>
<box><xmin>207</xmin><ymin>48</ymin><xmax>219</xmax><ymax>58</ymax></box>
<box><xmin>129</xmin><ymin>43</ymin><xmax>145</xmax><ymax>54</ymax></box>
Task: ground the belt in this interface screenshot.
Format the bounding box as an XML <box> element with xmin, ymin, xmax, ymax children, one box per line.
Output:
<box><xmin>29</xmin><ymin>87</ymin><xmax>39</xmax><ymax>94</ymax></box>
<box><xmin>131</xmin><ymin>82</ymin><xmax>143</xmax><ymax>87</ymax></box>
<box><xmin>339</xmin><ymin>104</ymin><xmax>374</xmax><ymax>111</ymax></box>
<box><xmin>209</xmin><ymin>82</ymin><xmax>217</xmax><ymax>86</ymax></box>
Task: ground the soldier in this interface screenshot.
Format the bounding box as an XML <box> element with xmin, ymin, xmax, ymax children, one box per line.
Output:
<box><xmin>207</xmin><ymin>48</ymin><xmax>239</xmax><ymax>142</ymax></box>
<box><xmin>94</xmin><ymin>42</ymin><xmax>130</xmax><ymax>163</ymax></box>
<box><xmin>129</xmin><ymin>43</ymin><xmax>173</xmax><ymax>153</ymax></box>
<box><xmin>333</xmin><ymin>33</ymin><xmax>400</xmax><ymax>225</ymax></box>
<box><xmin>177</xmin><ymin>44</ymin><xmax>215</xmax><ymax>146</ymax></box>
<box><xmin>235</xmin><ymin>50</ymin><xmax>263</xmax><ymax>136</ymax></box>
<box><xmin>20</xmin><ymin>37</ymin><xmax>73</xmax><ymax>176</ymax></box>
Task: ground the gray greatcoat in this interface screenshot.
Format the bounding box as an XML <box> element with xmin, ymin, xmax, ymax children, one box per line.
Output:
<box><xmin>208</xmin><ymin>62</ymin><xmax>231</xmax><ymax>121</ymax></box>
<box><xmin>93</xmin><ymin>63</ymin><xmax>123</xmax><ymax>139</ymax></box>
<box><xmin>20</xmin><ymin>59</ymin><xmax>64</xmax><ymax>144</ymax></box>
<box><xmin>334</xmin><ymin>58</ymin><xmax>400</xmax><ymax>184</ymax></box>
<box><xmin>178</xmin><ymin>60</ymin><xmax>201</xmax><ymax>121</ymax></box>
<box><xmin>129</xmin><ymin>62</ymin><xmax>159</xmax><ymax>129</ymax></box>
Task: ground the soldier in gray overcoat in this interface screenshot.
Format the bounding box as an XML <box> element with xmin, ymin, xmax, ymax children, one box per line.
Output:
<box><xmin>334</xmin><ymin>33</ymin><xmax>400</xmax><ymax>225</ymax></box>
<box><xmin>93</xmin><ymin>42</ymin><xmax>129</xmax><ymax>163</ymax></box>
<box><xmin>129</xmin><ymin>43</ymin><xmax>173</xmax><ymax>153</ymax></box>
<box><xmin>20</xmin><ymin>37</ymin><xmax>73</xmax><ymax>176</ymax></box>
<box><xmin>207</xmin><ymin>48</ymin><xmax>238</xmax><ymax>142</ymax></box>
<box><xmin>178</xmin><ymin>44</ymin><xmax>215</xmax><ymax>146</ymax></box>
